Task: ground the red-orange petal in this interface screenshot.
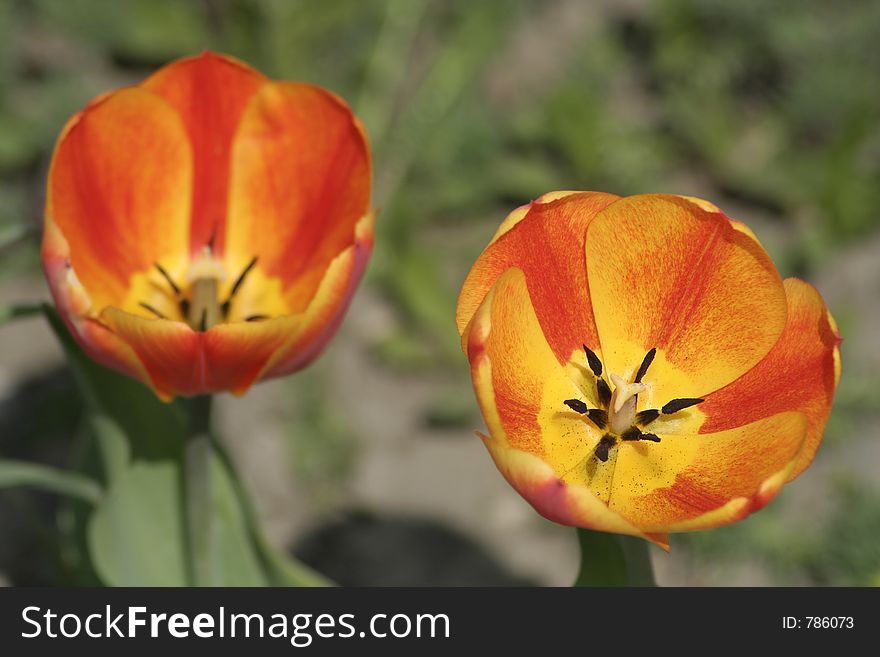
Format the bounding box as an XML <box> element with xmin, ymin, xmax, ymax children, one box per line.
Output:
<box><xmin>609</xmin><ymin>411</ymin><xmax>807</xmax><ymax>532</ymax></box>
<box><xmin>456</xmin><ymin>191</ymin><xmax>619</xmax><ymax>363</ymax></box>
<box><xmin>260</xmin><ymin>211</ymin><xmax>375</xmax><ymax>380</ymax></box>
<box><xmin>43</xmin><ymin>245</ymin><xmax>150</xmax><ymax>384</ymax></box>
<box><xmin>585</xmin><ymin>194</ymin><xmax>788</xmax><ymax>397</ymax></box>
<box><xmin>46</xmin><ymin>87</ymin><xmax>192</xmax><ymax>310</ymax></box>
<box><xmin>699</xmin><ymin>278</ymin><xmax>841</xmax><ymax>478</ymax></box>
<box><xmin>142</xmin><ymin>52</ymin><xmax>267</xmax><ymax>256</ymax></box>
<box><xmin>466</xmin><ymin>268</ymin><xmax>663</xmax><ymax>544</ymax></box>
<box><xmin>225</xmin><ymin>81</ymin><xmax>371</xmax><ymax>314</ymax></box>
<box><xmin>98</xmin><ymin>307</ymin><xmax>296</xmax><ymax>400</ymax></box>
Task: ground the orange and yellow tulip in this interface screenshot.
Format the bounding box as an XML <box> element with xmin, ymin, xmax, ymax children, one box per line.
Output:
<box><xmin>42</xmin><ymin>52</ymin><xmax>372</xmax><ymax>400</ymax></box>
<box><xmin>457</xmin><ymin>192</ymin><xmax>840</xmax><ymax>548</ymax></box>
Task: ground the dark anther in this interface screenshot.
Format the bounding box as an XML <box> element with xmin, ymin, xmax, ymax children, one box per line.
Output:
<box><xmin>206</xmin><ymin>226</ymin><xmax>218</xmax><ymax>251</ymax></box>
<box><xmin>634</xmin><ymin>347</ymin><xmax>656</xmax><ymax>383</ymax></box>
<box><xmin>199</xmin><ymin>309</ymin><xmax>208</xmax><ymax>332</ymax></box>
<box><xmin>597</xmin><ymin>378</ymin><xmax>612</xmax><ymax>407</ymax></box>
<box><xmin>245</xmin><ymin>314</ymin><xmax>269</xmax><ymax>322</ymax></box>
<box><xmin>230</xmin><ymin>257</ymin><xmax>258</xmax><ymax>299</ymax></box>
<box><xmin>621</xmin><ymin>426</ymin><xmax>661</xmax><ymax>443</ymax></box>
<box><xmin>139</xmin><ymin>302</ymin><xmax>167</xmax><ymax>320</ymax></box>
<box><xmin>594</xmin><ymin>435</ymin><xmax>615</xmax><ymax>462</ymax></box>
<box><xmin>180</xmin><ymin>299</ymin><xmax>190</xmax><ymax>318</ymax></box>
<box><xmin>661</xmin><ymin>398</ymin><xmax>704</xmax><ymax>415</ymax></box>
<box><xmin>583</xmin><ymin>344</ymin><xmax>603</xmax><ymax>377</ymax></box>
<box><xmin>223</xmin><ymin>256</ymin><xmax>259</xmax><ymax>318</ymax></box>
<box><xmin>635</xmin><ymin>409</ymin><xmax>660</xmax><ymax>426</ymax></box>
<box><xmin>154</xmin><ymin>262</ymin><xmax>181</xmax><ymax>296</ymax></box>
<box><xmin>586</xmin><ymin>409</ymin><xmax>608</xmax><ymax>429</ymax></box>
<box><xmin>563</xmin><ymin>400</ymin><xmax>607</xmax><ymax>429</ymax></box>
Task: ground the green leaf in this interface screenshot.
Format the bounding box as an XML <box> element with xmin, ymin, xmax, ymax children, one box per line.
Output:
<box><xmin>42</xmin><ymin>304</ymin><xmax>326</xmax><ymax>586</ymax></box>
<box><xmin>574</xmin><ymin>529</ymin><xmax>656</xmax><ymax>587</ymax></box>
<box><xmin>211</xmin><ymin>437</ymin><xmax>331</xmax><ymax>587</ymax></box>
<box><xmin>0</xmin><ymin>459</ymin><xmax>102</xmax><ymax>504</ymax></box>
<box><xmin>87</xmin><ymin>460</ymin><xmax>188</xmax><ymax>586</ymax></box>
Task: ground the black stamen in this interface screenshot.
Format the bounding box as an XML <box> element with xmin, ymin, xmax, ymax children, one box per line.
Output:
<box><xmin>594</xmin><ymin>435</ymin><xmax>615</xmax><ymax>462</ymax></box>
<box><xmin>635</xmin><ymin>409</ymin><xmax>660</xmax><ymax>426</ymax></box>
<box><xmin>662</xmin><ymin>398</ymin><xmax>704</xmax><ymax>414</ymax></box>
<box><xmin>179</xmin><ymin>298</ymin><xmax>190</xmax><ymax>318</ymax></box>
<box><xmin>621</xmin><ymin>426</ymin><xmax>661</xmax><ymax>443</ymax></box>
<box><xmin>154</xmin><ymin>263</ymin><xmax>181</xmax><ymax>296</ymax></box>
<box><xmin>229</xmin><ymin>256</ymin><xmax>258</xmax><ymax>300</ymax></box>
<box><xmin>583</xmin><ymin>344</ymin><xmax>603</xmax><ymax>377</ymax></box>
<box><xmin>634</xmin><ymin>347</ymin><xmax>657</xmax><ymax>383</ymax></box>
<box><xmin>223</xmin><ymin>256</ymin><xmax>259</xmax><ymax>319</ymax></box>
<box><xmin>597</xmin><ymin>378</ymin><xmax>612</xmax><ymax>408</ymax></box>
<box><xmin>206</xmin><ymin>225</ymin><xmax>218</xmax><ymax>251</ymax></box>
<box><xmin>139</xmin><ymin>302</ymin><xmax>167</xmax><ymax>320</ymax></box>
<box><xmin>199</xmin><ymin>309</ymin><xmax>208</xmax><ymax>332</ymax></box>
<box><xmin>586</xmin><ymin>409</ymin><xmax>608</xmax><ymax>430</ymax></box>
<box><xmin>245</xmin><ymin>314</ymin><xmax>269</xmax><ymax>322</ymax></box>
<box><xmin>564</xmin><ymin>399</ymin><xmax>588</xmax><ymax>414</ymax></box>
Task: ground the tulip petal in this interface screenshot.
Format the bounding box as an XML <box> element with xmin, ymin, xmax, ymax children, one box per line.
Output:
<box><xmin>466</xmin><ymin>267</ymin><xmax>664</xmax><ymax>542</ymax></box>
<box><xmin>480</xmin><ymin>436</ymin><xmax>667</xmax><ymax>548</ymax></box>
<box><xmin>699</xmin><ymin>278</ymin><xmax>841</xmax><ymax>478</ymax></box>
<box><xmin>42</xmin><ymin>248</ymin><xmax>150</xmax><ymax>384</ymax></box>
<box><xmin>99</xmin><ymin>307</ymin><xmax>298</xmax><ymax>400</ymax></box>
<box><xmin>260</xmin><ymin>211</ymin><xmax>375</xmax><ymax>380</ymax></box>
<box><xmin>585</xmin><ymin>194</ymin><xmax>787</xmax><ymax>399</ymax></box>
<box><xmin>46</xmin><ymin>87</ymin><xmax>192</xmax><ymax>311</ymax></box>
<box><xmin>457</xmin><ymin>191</ymin><xmax>619</xmax><ymax>363</ymax></box>
<box><xmin>98</xmin><ymin>309</ymin><xmax>200</xmax><ymax>400</ymax></box>
<box><xmin>225</xmin><ymin>81</ymin><xmax>371</xmax><ymax>314</ymax></box>
<box><xmin>608</xmin><ymin>411</ymin><xmax>807</xmax><ymax>532</ymax></box>
<box><xmin>142</xmin><ymin>52</ymin><xmax>267</xmax><ymax>256</ymax></box>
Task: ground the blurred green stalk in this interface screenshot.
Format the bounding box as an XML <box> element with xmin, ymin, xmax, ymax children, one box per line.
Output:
<box><xmin>184</xmin><ymin>395</ymin><xmax>214</xmax><ymax>586</ymax></box>
<box><xmin>574</xmin><ymin>528</ymin><xmax>656</xmax><ymax>587</ymax></box>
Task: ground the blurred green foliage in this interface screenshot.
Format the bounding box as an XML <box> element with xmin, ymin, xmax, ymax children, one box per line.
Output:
<box><xmin>0</xmin><ymin>0</ymin><xmax>878</xmax><ymax>585</ymax></box>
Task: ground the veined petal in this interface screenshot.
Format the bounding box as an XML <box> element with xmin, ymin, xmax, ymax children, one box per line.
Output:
<box><xmin>259</xmin><ymin>211</ymin><xmax>375</xmax><ymax>380</ymax></box>
<box><xmin>225</xmin><ymin>81</ymin><xmax>371</xmax><ymax>314</ymax></box>
<box><xmin>142</xmin><ymin>51</ymin><xmax>267</xmax><ymax>256</ymax></box>
<box><xmin>457</xmin><ymin>191</ymin><xmax>619</xmax><ymax>363</ymax></box>
<box><xmin>466</xmin><ymin>267</ymin><xmax>664</xmax><ymax>542</ymax></box>
<box><xmin>585</xmin><ymin>194</ymin><xmax>787</xmax><ymax>398</ymax></box>
<box><xmin>98</xmin><ymin>307</ymin><xmax>296</xmax><ymax>400</ymax></box>
<box><xmin>700</xmin><ymin>278</ymin><xmax>841</xmax><ymax>479</ymax></box>
<box><xmin>480</xmin><ymin>436</ymin><xmax>667</xmax><ymax>547</ymax></box>
<box><xmin>608</xmin><ymin>411</ymin><xmax>807</xmax><ymax>532</ymax></box>
<box><xmin>99</xmin><ymin>308</ymin><xmax>202</xmax><ymax>400</ymax></box>
<box><xmin>43</xmin><ymin>248</ymin><xmax>150</xmax><ymax>384</ymax></box>
<box><xmin>46</xmin><ymin>87</ymin><xmax>192</xmax><ymax>311</ymax></box>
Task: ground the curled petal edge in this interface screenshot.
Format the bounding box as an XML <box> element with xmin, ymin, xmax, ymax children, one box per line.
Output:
<box><xmin>651</xmin><ymin>417</ymin><xmax>807</xmax><ymax>534</ymax></box>
<box><xmin>465</xmin><ymin>271</ymin><xmax>667</xmax><ymax>549</ymax></box>
<box><xmin>479</xmin><ymin>434</ymin><xmax>669</xmax><ymax>550</ymax></box>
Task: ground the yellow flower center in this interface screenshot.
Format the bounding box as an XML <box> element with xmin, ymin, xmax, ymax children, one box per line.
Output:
<box><xmin>120</xmin><ymin>243</ymin><xmax>287</xmax><ymax>331</ymax></box>
<box><xmin>563</xmin><ymin>346</ymin><xmax>704</xmax><ymax>464</ymax></box>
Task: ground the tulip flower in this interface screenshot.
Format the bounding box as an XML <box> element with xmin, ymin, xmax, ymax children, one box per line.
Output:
<box><xmin>457</xmin><ymin>192</ymin><xmax>840</xmax><ymax>548</ymax></box>
<box><xmin>42</xmin><ymin>52</ymin><xmax>372</xmax><ymax>400</ymax></box>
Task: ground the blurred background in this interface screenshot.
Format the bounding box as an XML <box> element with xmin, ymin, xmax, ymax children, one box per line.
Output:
<box><xmin>1</xmin><ymin>0</ymin><xmax>879</xmax><ymax>586</ymax></box>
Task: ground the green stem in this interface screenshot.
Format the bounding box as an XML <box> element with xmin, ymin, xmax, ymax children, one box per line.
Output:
<box><xmin>574</xmin><ymin>528</ymin><xmax>657</xmax><ymax>587</ymax></box>
<box><xmin>184</xmin><ymin>395</ymin><xmax>214</xmax><ymax>586</ymax></box>
<box><xmin>0</xmin><ymin>302</ymin><xmax>44</xmax><ymax>324</ymax></box>
<box><xmin>210</xmin><ymin>435</ymin><xmax>332</xmax><ymax>587</ymax></box>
